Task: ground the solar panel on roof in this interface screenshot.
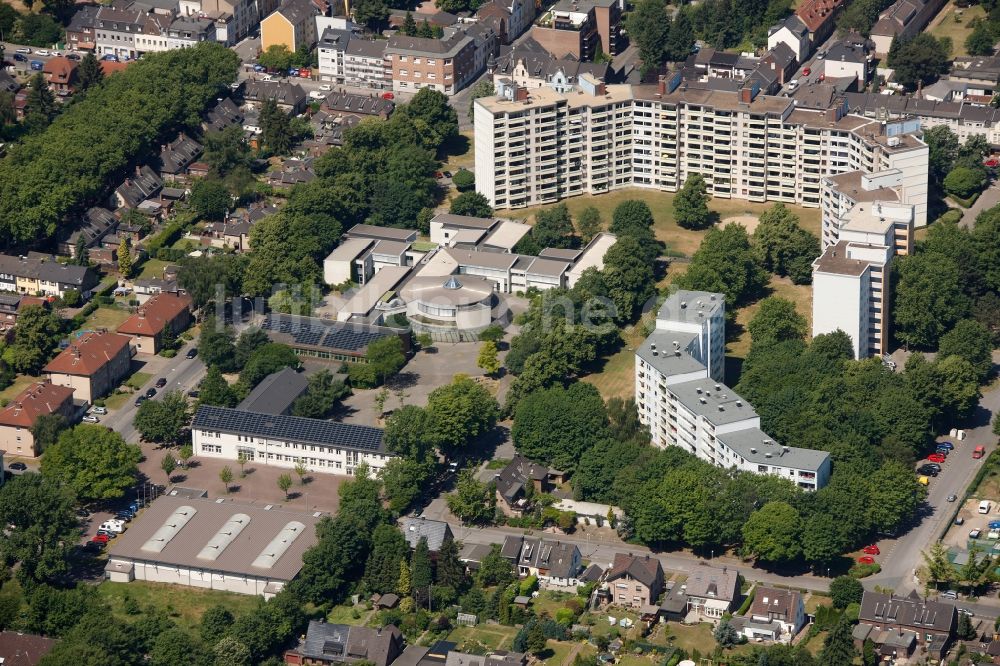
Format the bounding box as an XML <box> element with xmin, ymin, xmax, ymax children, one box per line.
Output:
<box><xmin>193</xmin><ymin>405</ymin><xmax>384</xmax><ymax>451</ymax></box>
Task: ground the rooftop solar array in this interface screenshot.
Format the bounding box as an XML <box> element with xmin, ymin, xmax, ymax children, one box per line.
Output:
<box><xmin>193</xmin><ymin>405</ymin><xmax>386</xmax><ymax>452</ymax></box>
<box><xmin>260</xmin><ymin>314</ymin><xmax>392</xmax><ymax>351</ymax></box>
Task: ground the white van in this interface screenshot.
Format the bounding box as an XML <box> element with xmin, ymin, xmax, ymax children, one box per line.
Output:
<box><xmin>979</xmin><ymin>500</ymin><xmax>991</xmax><ymax>514</ymax></box>
<box><xmin>99</xmin><ymin>520</ymin><xmax>125</xmax><ymax>534</ymax></box>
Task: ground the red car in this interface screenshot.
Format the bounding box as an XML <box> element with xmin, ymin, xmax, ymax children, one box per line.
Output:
<box><xmin>92</xmin><ymin>534</ymin><xmax>110</xmax><ymax>544</ymax></box>
<box><xmin>928</xmin><ymin>453</ymin><xmax>947</xmax><ymax>464</ymax></box>
<box><xmin>382</xmin><ymin>92</ymin><xmax>394</xmax><ymax>100</ymax></box>
<box><xmin>974</xmin><ymin>445</ymin><xmax>986</xmax><ymax>459</ymax></box>
<box><xmin>857</xmin><ymin>555</ymin><xmax>875</xmax><ymax>565</ymax></box>
<box><xmin>863</xmin><ymin>545</ymin><xmax>880</xmax><ymax>555</ymax></box>
<box><xmin>803</xmin><ymin>67</ymin><xmax>811</xmax><ymax>76</ymax></box>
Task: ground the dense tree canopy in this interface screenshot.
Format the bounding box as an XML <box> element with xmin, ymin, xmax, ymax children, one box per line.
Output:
<box><xmin>0</xmin><ymin>473</ymin><xmax>79</xmax><ymax>586</ymax></box>
<box><xmin>512</xmin><ymin>382</ymin><xmax>609</xmax><ymax>473</ymax></box>
<box><xmin>40</xmin><ymin>425</ymin><xmax>142</xmax><ymax>502</ymax></box>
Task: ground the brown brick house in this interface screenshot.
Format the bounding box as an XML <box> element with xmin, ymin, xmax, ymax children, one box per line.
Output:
<box><xmin>116</xmin><ymin>293</ymin><xmax>192</xmax><ymax>355</ymax></box>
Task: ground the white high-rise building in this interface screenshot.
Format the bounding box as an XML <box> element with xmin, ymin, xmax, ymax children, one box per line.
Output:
<box><xmin>473</xmin><ymin>76</ymin><xmax>929</xmax><ymax>227</ymax></box>
<box><xmin>635</xmin><ymin>290</ymin><xmax>831</xmax><ymax>490</ymax></box>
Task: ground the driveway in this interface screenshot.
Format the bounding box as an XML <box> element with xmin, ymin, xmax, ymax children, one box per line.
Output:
<box><xmin>959</xmin><ymin>180</ymin><xmax>1000</xmax><ymax>228</ymax></box>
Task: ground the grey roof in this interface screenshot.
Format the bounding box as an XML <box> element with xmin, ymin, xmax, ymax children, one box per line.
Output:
<box><xmin>346</xmin><ymin>37</ymin><xmax>388</xmax><ymax>59</ymax></box>
<box><xmin>858</xmin><ymin>590</ymin><xmax>956</xmax><ymax>634</ymax></box>
<box><xmin>826</xmin><ymin>39</ymin><xmax>868</xmax><ymax>65</ymax></box>
<box><xmin>0</xmin><ymin>71</ymin><xmax>19</xmax><ymax>94</ymax></box>
<box><xmin>657</xmin><ymin>289</ymin><xmax>723</xmax><ymax>324</ymax></box>
<box><xmin>523</xmin><ymin>257</ymin><xmax>569</xmax><ymax>278</ymax></box>
<box><xmin>580</xmin><ymin>563</ymin><xmax>604</xmax><ymax>582</ymax></box>
<box><xmin>346</xmin><ymin>224</ymin><xmax>419</xmax><ymax>243</ymax></box>
<box><xmin>637</xmin><ymin>329</ymin><xmax>706</xmax><ymax>378</ymax></box>
<box><xmin>769</xmin><ymin>14</ymin><xmax>808</xmax><ymax>38</ymax></box>
<box><xmin>715</xmin><ymin>427</ymin><xmax>831</xmax><ymax>473</ymax></box>
<box><xmin>394</xmin><ymin>645</ymin><xmax>430</xmax><ymax>666</ymax></box>
<box><xmin>158</xmin><ymin>133</ymin><xmax>202</xmax><ymax>174</ymax></box>
<box><xmin>386</xmin><ymin>32</ymin><xmax>473</xmax><ymax>58</ymax></box>
<box><xmin>244</xmin><ymin>80</ymin><xmax>307</xmax><ymax>108</ymax></box>
<box><xmin>400</xmin><ymin>517</ymin><xmax>454</xmax><ymax>551</ymax></box>
<box><xmin>606</xmin><ymin>553</ymin><xmax>663</xmax><ymax>590</ymax></box>
<box><xmin>0</xmin><ymin>254</ymin><xmax>98</xmax><ymax>289</ymax></box>
<box><xmin>684</xmin><ymin>565</ymin><xmax>739</xmax><ymax>603</ymax></box>
<box><xmin>319</xmin><ymin>27</ymin><xmax>353</xmax><ymax>51</ymax></box>
<box><xmin>432</xmin><ymin>213</ymin><xmax>499</xmax><ymax>230</ymax></box>
<box><xmin>107</xmin><ymin>494</ymin><xmax>322</xmax><ymax>581</ymax></box>
<box><xmin>667</xmin><ymin>379</ymin><xmax>758</xmax><ymax>426</ymax></box>
<box><xmin>116</xmin><ymin>165</ymin><xmax>163</xmax><ymax>208</ymax></box>
<box><xmin>192</xmin><ymin>405</ymin><xmax>387</xmax><ymax>454</ymax></box>
<box><xmin>445</xmin><ymin>651</ymin><xmax>526</xmax><ymax>666</ymax></box>
<box><xmin>458</xmin><ymin>542</ymin><xmax>493</xmax><ymax>566</ymax></box>
<box><xmin>294</xmin><ymin>621</ymin><xmax>403</xmax><ymax>666</ymax></box>
<box><xmin>324</xmin><ymin>91</ymin><xmax>395</xmax><ymax>116</ymax></box>
<box><xmin>236</xmin><ymin>367</ymin><xmax>309</xmax><ymax>415</ymax></box>
<box><xmin>204</xmin><ymin>97</ymin><xmax>243</xmax><ymax>132</ymax></box>
<box><xmin>505</xmin><ymin>535</ymin><xmax>580</xmax><ymax>579</ymax></box>
<box><xmin>495</xmin><ymin>454</ymin><xmax>550</xmax><ymax>503</ymax></box>
<box><xmin>765</xmin><ymin>42</ymin><xmax>797</xmax><ymax>70</ymax></box>
<box><xmin>538</xmin><ymin>247</ymin><xmax>582</xmax><ymax>261</ymax></box>
<box><xmin>446</xmin><ymin>248</ymin><xmax>520</xmax><ymax>271</ymax></box>
<box><xmin>271</xmin><ymin>0</ymin><xmax>319</xmax><ymax>26</ymax></box>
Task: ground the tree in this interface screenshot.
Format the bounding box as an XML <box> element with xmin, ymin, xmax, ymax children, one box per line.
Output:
<box><xmin>277</xmin><ymin>473</ymin><xmax>293</xmax><ymax>499</ymax></box>
<box><xmin>401</xmin><ymin>10</ymin><xmax>417</xmax><ymax>35</ymax></box>
<box><xmin>966</xmin><ymin>23</ymin><xmax>995</xmax><ymax>56</ymax></box>
<box><xmin>828</xmin><ymin>576</ymin><xmax>864</xmax><ymax>609</ymax></box>
<box><xmin>603</xmin><ymin>235</ymin><xmax>656</xmax><ymax>322</ymax></box>
<box><xmin>203</xmin><ymin>124</ymin><xmax>252</xmax><ymax>179</ymax></box>
<box><xmin>24</xmin><ymin>72</ymin><xmax>56</xmax><ymax>132</ymax></box>
<box><xmin>922</xmin><ymin>541</ymin><xmax>955</xmax><ymax>589</ymax></box>
<box><xmin>889</xmin><ymin>34</ymin><xmax>950</xmax><ymax>90</ymax></box>
<box><xmin>160</xmin><ymin>454</ymin><xmax>177</xmax><ymax>483</ymax></box>
<box><xmin>294</xmin><ymin>462</ymin><xmax>307</xmax><ymax>484</ymax></box>
<box><xmin>713</xmin><ymin>617</ymin><xmax>739</xmax><ymax>648</ymax></box>
<box><xmin>678</xmin><ymin>224</ymin><xmax>768</xmax><ymax>306</ymax></box>
<box><xmin>818</xmin><ymin>616</ymin><xmax>857</xmax><ymax>666</ymax></box>
<box><xmin>397</xmin><ymin>558</ymin><xmax>412</xmax><ymax>597</ymax></box>
<box><xmin>923</xmin><ymin>125</ymin><xmax>959</xmax><ymax>184</ymax></box>
<box><xmin>531</xmin><ymin>204</ymin><xmax>576</xmax><ymax>250</ymax></box>
<box><xmin>435</xmin><ymin>537</ymin><xmax>464</xmax><ymax>589</ymax></box>
<box><xmin>365</xmin><ymin>523</ymin><xmax>409</xmax><ymax>593</ymax></box>
<box><xmin>447</xmin><ymin>470</ymin><xmax>496</xmax><ymax>525</ymax></box>
<box><xmin>450</xmin><ymin>191</ymin><xmax>493</xmax><ymax>217</ymax></box>
<box><xmin>199</xmin><ymin>366</ymin><xmax>238</xmax><ymax>407</ymax></box>
<box><xmin>150</xmin><ymin>628</ymin><xmax>207</xmax><ymax>666</ymax></box>
<box><xmin>0</xmin><ymin>473</ymin><xmax>79</xmax><ymax>585</ymax></box>
<box><xmin>944</xmin><ymin>165</ymin><xmax>985</xmax><ymax>199</ymax></box>
<box><xmin>477</xmin><ymin>340</ymin><xmax>500</xmax><ymax>376</ymax></box>
<box><xmin>664</xmin><ymin>10</ymin><xmax>694</xmax><ymax>62</ymax></box>
<box><xmin>411</xmin><ymin>536</ymin><xmax>433</xmax><ymax>606</ymax></box>
<box><xmin>747</xmin><ymin>297</ymin><xmax>807</xmax><ymax>349</ymax></box>
<box><xmin>292</xmin><ymin>370</ymin><xmax>349</xmax><ymax>418</ymax></box>
<box><xmin>178</xmin><ymin>444</ymin><xmax>193</xmax><ymax>469</ymax></box>
<box><xmin>741</xmin><ymin>501</ymin><xmax>802</xmax><ymax>563</ymax></box>
<box><xmin>384</xmin><ymin>405</ymin><xmax>435</xmax><ymax>460</ymax></box>
<box><xmin>220</xmin><ymin>466</ymin><xmax>234</xmax><ymax>494</ymax></box>
<box><xmin>466</xmin><ymin>80</ymin><xmax>495</xmax><ymax>120</ymax></box>
<box><xmin>674</xmin><ymin>173</ymin><xmax>713</xmax><ymax>230</ymax></box>
<box><xmin>190</xmin><ymin>179</ymin><xmax>231</xmax><ymax>221</ymax></box>
<box><xmin>260</xmin><ymin>98</ymin><xmax>294</xmax><ymax>155</ymax></box>
<box><xmin>939</xmin><ymin>319</ymin><xmax>993</xmax><ymax>381</ymax></box>
<box><xmin>426</xmin><ymin>375</ymin><xmax>499</xmax><ymax>455</ymax></box>
<box><xmin>5</xmin><ymin>305</ymin><xmax>62</xmax><ymax>374</ymax></box>
<box><xmin>239</xmin><ymin>343</ymin><xmax>299</xmax><ymax>389</ymax></box>
<box><xmin>213</xmin><ymin>636</ymin><xmax>252</xmax><ymax>666</ymax></box>
<box><xmin>611</xmin><ymin>200</ymin><xmax>654</xmax><ymax>236</ymax></box>
<box><xmin>625</xmin><ymin>0</ymin><xmax>670</xmax><ymax>71</ymax></box>
<box><xmin>366</xmin><ymin>336</ymin><xmax>406</xmax><ymax>385</ymax></box>
<box><xmin>134</xmin><ymin>391</ymin><xmax>190</xmax><ymax>445</ymax></box>
<box><xmin>526</xmin><ymin>623</ymin><xmax>547</xmax><ymax>656</ymax></box>
<box><xmin>234</xmin><ymin>327</ymin><xmax>270</xmax><ymax>369</ymax></box>
<box><xmin>399</xmin><ymin>87</ymin><xmax>458</xmax><ymax>152</ymax></box>
<box><xmin>117</xmin><ymin>237</ymin><xmax>133</xmax><ymax>278</ymax></box>
<box><xmin>576</xmin><ymin>206</ymin><xmax>602</xmax><ymax>243</ymax></box>
<box><xmin>752</xmin><ymin>203</ymin><xmax>820</xmax><ymax>284</ymax></box>
<box><xmin>894</xmin><ymin>253</ymin><xmax>971</xmax><ymax>349</ymax></box>
<box><xmin>512</xmin><ymin>382</ymin><xmax>608</xmax><ymax>473</ymax></box>
<box><xmin>958</xmin><ymin>609</ymin><xmax>976</xmax><ymax>639</ymax></box>
<box><xmin>379</xmin><ymin>457</ymin><xmax>431</xmax><ymax>513</ymax></box>
<box><xmin>77</xmin><ymin>52</ymin><xmax>104</xmax><ymax>91</ymax></box>
<box><xmin>40</xmin><ymin>425</ymin><xmax>141</xmax><ymax>502</ymax></box>
<box><xmin>257</xmin><ymin>44</ymin><xmax>294</xmax><ymax>71</ymax></box>
<box><xmin>29</xmin><ymin>413</ymin><xmax>66</xmax><ymax>455</ymax></box>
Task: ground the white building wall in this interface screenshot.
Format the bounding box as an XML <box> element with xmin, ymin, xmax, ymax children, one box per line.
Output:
<box><xmin>474</xmin><ymin>102</ymin><xmax>498</xmax><ymax>206</ymax></box>
<box><xmin>812</xmin><ymin>269</ymin><xmax>865</xmax><ymax>358</ymax></box>
<box><xmin>113</xmin><ymin>558</ymin><xmax>287</xmax><ymax>596</ymax></box>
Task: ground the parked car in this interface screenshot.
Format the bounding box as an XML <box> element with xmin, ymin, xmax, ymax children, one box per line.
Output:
<box><xmin>15</xmin><ymin>47</ymin><xmax>31</xmax><ymax>54</ymax></box>
<box><xmin>90</xmin><ymin>406</ymin><xmax>108</xmax><ymax>415</ymax></box>
<box><xmin>82</xmin><ymin>415</ymin><xmax>100</xmax><ymax>423</ymax></box>
<box><xmin>187</xmin><ymin>390</ymin><xmax>200</xmax><ymax>398</ymax></box>
<box><xmin>862</xmin><ymin>544</ymin><xmax>880</xmax><ymax>555</ymax></box>
<box><xmin>803</xmin><ymin>67</ymin><xmax>811</xmax><ymax>76</ymax></box>
<box><xmin>103</xmin><ymin>54</ymin><xmax>118</xmax><ymax>61</ymax></box>
<box><xmin>955</xmin><ymin>516</ymin><xmax>964</xmax><ymax>525</ymax></box>
<box><xmin>145</xmin><ymin>388</ymin><xmax>157</xmax><ymax>398</ymax></box>
<box><xmin>34</xmin><ymin>49</ymin><xmax>49</xmax><ymax>56</ymax></box>
<box><xmin>970</xmin><ymin>529</ymin><xmax>982</xmax><ymax>539</ymax></box>
<box><xmin>134</xmin><ymin>395</ymin><xmax>146</xmax><ymax>407</ymax></box>
<box><xmin>918</xmin><ymin>475</ymin><xmax>929</xmax><ymax>485</ymax></box>
<box><xmin>382</xmin><ymin>92</ymin><xmax>394</xmax><ymax>100</ymax></box>
<box><xmin>155</xmin><ymin>377</ymin><xmax>167</xmax><ymax>388</ymax></box>
<box><xmin>13</xmin><ymin>53</ymin><xmax>26</xmax><ymax>62</ymax></box>
<box><xmin>444</xmin><ymin>171</ymin><xmax>452</xmax><ymax>178</ymax></box>
<box><xmin>988</xmin><ymin>520</ymin><xmax>1000</xmax><ymax>529</ymax></box>
<box><xmin>84</xmin><ymin>540</ymin><xmax>105</xmax><ymax>551</ymax></box>
<box><xmin>186</xmin><ymin>347</ymin><xmax>198</xmax><ymax>359</ymax></box>
<box><xmin>940</xmin><ymin>590</ymin><xmax>958</xmax><ymax>600</ymax></box>
<box><xmin>92</xmin><ymin>534</ymin><xmax>110</xmax><ymax>544</ymax></box>
<box><xmin>917</xmin><ymin>464</ymin><xmax>939</xmax><ymax>476</ymax></box>
<box><xmin>927</xmin><ymin>453</ymin><xmax>947</xmax><ymax>463</ymax></box>
<box><xmin>974</xmin><ymin>445</ymin><xmax>986</xmax><ymax>459</ymax></box>
<box><xmin>947</xmin><ymin>494</ymin><xmax>958</xmax><ymax>502</ymax></box>
<box><xmin>8</xmin><ymin>462</ymin><xmax>26</xmax><ymax>471</ymax></box>
<box><xmin>99</xmin><ymin>520</ymin><xmax>125</xmax><ymax>533</ymax></box>
<box><xmin>76</xmin><ymin>508</ymin><xmax>90</xmax><ymax>517</ymax></box>
<box><xmin>319</xmin><ymin>83</ymin><xmax>332</xmax><ymax>91</ymax></box>
<box><xmin>857</xmin><ymin>555</ymin><xmax>875</xmax><ymax>565</ymax></box>
<box><xmin>66</xmin><ymin>53</ymin><xmax>81</xmax><ymax>61</ymax></box>
<box><xmin>96</xmin><ymin>529</ymin><xmax>114</xmax><ymax>538</ymax></box>
<box><xmin>938</xmin><ymin>441</ymin><xmax>954</xmax><ymax>450</ymax></box>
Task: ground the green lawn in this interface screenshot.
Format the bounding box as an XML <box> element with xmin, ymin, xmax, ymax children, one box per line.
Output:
<box><xmin>541</xmin><ymin>640</ymin><xmax>574</xmax><ymax>666</ymax></box>
<box><xmin>929</xmin><ymin>4</ymin><xmax>985</xmax><ymax>58</ymax></box>
<box><xmin>125</xmin><ymin>371</ymin><xmax>153</xmax><ymax>391</ymax></box>
<box><xmin>727</xmin><ymin>275</ymin><xmax>813</xmax><ymax>361</ymax></box>
<box><xmin>104</xmin><ymin>391</ymin><xmax>133</xmax><ymax>410</ymax></box>
<box><xmin>327</xmin><ymin>603</ymin><xmax>372</xmax><ymax>624</ymax></box>
<box><xmin>804</xmin><ymin>593</ymin><xmax>832</xmax><ymax>615</ymax></box>
<box><xmin>532</xmin><ymin>590</ymin><xmax>577</xmax><ymax>618</ymax></box>
<box><xmin>97</xmin><ymin>581</ymin><xmax>262</xmax><ymax>633</ymax></box>
<box><xmin>446</xmin><ymin>624</ymin><xmax>519</xmax><ymax>651</ymax></box>
<box><xmin>497</xmin><ymin>189</ymin><xmax>821</xmax><ymax>258</ymax></box>
<box><xmin>0</xmin><ymin>374</ymin><xmax>40</xmax><ymax>404</ymax></box>
<box><xmin>79</xmin><ymin>305</ymin><xmax>131</xmax><ymax>332</ymax></box>
<box><xmin>137</xmin><ymin>258</ymin><xmax>172</xmax><ymax>280</ymax></box>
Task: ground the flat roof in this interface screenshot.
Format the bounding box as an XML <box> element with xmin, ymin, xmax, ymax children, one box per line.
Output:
<box><xmin>715</xmin><ymin>427</ymin><xmax>830</xmax><ymax>472</ymax></box>
<box><xmin>259</xmin><ymin>313</ymin><xmax>397</xmax><ymax>354</ymax></box>
<box><xmin>811</xmin><ymin>240</ymin><xmax>876</xmax><ymax>276</ymax></box>
<box><xmin>193</xmin><ymin>405</ymin><xmax>387</xmax><ymax>453</ymax></box>
<box><xmin>657</xmin><ymin>290</ymin><xmax>724</xmax><ymax>324</ymax></box>
<box><xmin>568</xmin><ymin>232</ymin><xmax>617</xmax><ymax>276</ymax></box>
<box><xmin>636</xmin><ymin>330</ymin><xmax>707</xmax><ymax>378</ymax></box>
<box><xmin>401</xmin><ymin>274</ymin><xmax>494</xmax><ymax>307</ymax></box>
<box><xmin>538</xmin><ymin>248</ymin><xmax>582</xmax><ymax>261</ymax></box>
<box><xmin>325</xmin><ymin>237</ymin><xmax>373</xmax><ymax>263</ymax></box>
<box><xmin>107</xmin><ymin>494</ymin><xmax>322</xmax><ymax>582</ymax></box>
<box><xmin>481</xmin><ymin>220</ymin><xmax>531</xmax><ymax>251</ymax></box>
<box><xmin>825</xmin><ymin>171</ymin><xmax>901</xmax><ymax>203</ymax></box>
<box><xmin>432</xmin><ymin>213</ymin><xmax>498</xmax><ymax>230</ymax></box>
<box><xmin>339</xmin><ymin>265</ymin><xmax>412</xmax><ymax>318</ymax></box>
<box><xmin>445</xmin><ymin>248</ymin><xmax>521</xmax><ymax>271</ymax></box>
<box><xmin>524</xmin><ymin>257</ymin><xmax>570</xmax><ymax>277</ymax></box>
<box><xmin>668</xmin><ymin>378</ymin><xmax>759</xmax><ymax>426</ymax></box>
<box><xmin>346</xmin><ymin>224</ymin><xmax>418</xmax><ymax>243</ymax></box>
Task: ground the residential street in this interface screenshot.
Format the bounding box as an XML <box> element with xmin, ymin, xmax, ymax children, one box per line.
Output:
<box><xmin>960</xmin><ymin>180</ymin><xmax>1000</xmax><ymax>228</ymax></box>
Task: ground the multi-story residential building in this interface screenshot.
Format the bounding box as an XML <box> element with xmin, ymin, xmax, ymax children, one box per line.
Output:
<box><xmin>116</xmin><ymin>293</ymin><xmax>193</xmax><ymax>355</ymax></box>
<box><xmin>530</xmin><ymin>0</ymin><xmax>621</xmax><ymax>60</ymax></box>
<box><xmin>113</xmin><ymin>165</ymin><xmax>163</xmax><ymax>209</ymax></box>
<box><xmin>243</xmin><ymin>80</ymin><xmax>308</xmax><ymax>113</ymax></box>
<box><xmin>179</xmin><ymin>0</ymin><xmax>259</xmax><ymax>44</ymax></box>
<box><xmin>767</xmin><ymin>15</ymin><xmax>810</xmax><ymax>63</ymax></box>
<box><xmin>474</xmin><ymin>75</ymin><xmax>929</xmax><ymax>228</ymax></box>
<box><xmin>192</xmin><ymin>404</ymin><xmax>395</xmax><ymax>475</ymax></box>
<box><xmin>344</xmin><ymin>38</ymin><xmax>390</xmax><ymax>88</ymax></box>
<box><xmin>43</xmin><ymin>57</ymin><xmax>78</xmax><ymax>95</ymax></box>
<box><xmin>261</xmin><ymin>0</ymin><xmax>320</xmax><ymax>52</ymax></box>
<box><xmin>857</xmin><ymin>590</ymin><xmax>955</xmax><ymax>661</ymax></box>
<box><xmin>870</xmin><ymin>0</ymin><xmax>948</xmax><ymax>55</ymax></box>
<box><xmin>317</xmin><ymin>27</ymin><xmax>351</xmax><ymax>81</ymax></box>
<box><xmin>476</xmin><ymin>0</ymin><xmax>534</xmax><ymax>43</ymax></box>
<box><xmin>44</xmin><ymin>331</ymin><xmax>134</xmax><ymax>403</ymax></box>
<box><xmin>812</xmin><ymin>168</ymin><xmax>915</xmax><ymax>359</ymax></box>
<box><xmin>0</xmin><ymin>382</ymin><xmax>75</xmax><ymax>457</ymax></box>
<box><xmin>284</xmin><ymin>622</ymin><xmax>404</xmax><ymax>666</ymax></box>
<box><xmin>384</xmin><ymin>32</ymin><xmax>478</xmax><ymax>96</ymax></box>
<box><xmin>822</xmin><ymin>35</ymin><xmax>873</xmax><ymax>86</ymax></box>
<box><xmin>635</xmin><ymin>290</ymin><xmax>832</xmax><ymax>489</ymax></box>
<box><xmin>0</xmin><ymin>254</ymin><xmax>99</xmax><ymax>299</ymax></box>
<box><xmin>794</xmin><ymin>0</ymin><xmax>845</xmax><ymax>48</ymax></box>
<box><xmin>501</xmin><ymin>535</ymin><xmax>582</xmax><ymax>589</ymax></box>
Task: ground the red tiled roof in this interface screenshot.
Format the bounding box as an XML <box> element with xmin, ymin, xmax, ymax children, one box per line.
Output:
<box><xmin>795</xmin><ymin>0</ymin><xmax>845</xmax><ymax>32</ymax></box>
<box><xmin>99</xmin><ymin>61</ymin><xmax>129</xmax><ymax>77</ymax></box>
<box><xmin>116</xmin><ymin>293</ymin><xmax>191</xmax><ymax>337</ymax></box>
<box><xmin>43</xmin><ymin>330</ymin><xmax>132</xmax><ymax>377</ymax></box>
<box><xmin>0</xmin><ymin>382</ymin><xmax>74</xmax><ymax>429</ymax></box>
<box><xmin>42</xmin><ymin>56</ymin><xmax>77</xmax><ymax>83</ymax></box>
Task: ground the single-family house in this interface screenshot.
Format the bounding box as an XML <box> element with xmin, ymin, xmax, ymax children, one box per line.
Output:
<box><xmin>683</xmin><ymin>566</ymin><xmax>739</xmax><ymax>621</ymax></box>
<box><xmin>856</xmin><ymin>590</ymin><xmax>955</xmax><ymax>661</ymax></box>
<box><xmin>732</xmin><ymin>587</ymin><xmax>805</xmax><ymax>644</ymax></box>
<box><xmin>112</xmin><ymin>166</ymin><xmax>163</xmax><ymax>210</ymax></box>
<box><xmin>157</xmin><ymin>133</ymin><xmax>204</xmax><ymax>181</ymax></box>
<box><xmin>494</xmin><ymin>454</ymin><xmax>566</xmax><ymax>517</ymax></box>
<box><xmin>283</xmin><ymin>621</ymin><xmax>404</xmax><ymax>666</ymax></box>
<box><xmin>602</xmin><ymin>553</ymin><xmax>664</xmax><ymax>610</ymax></box>
<box><xmin>502</xmin><ymin>535</ymin><xmax>582</xmax><ymax>589</ymax></box>
<box><xmin>43</xmin><ymin>56</ymin><xmax>79</xmax><ymax>94</ymax></box>
<box><xmin>243</xmin><ymin>80</ymin><xmax>308</xmax><ymax>115</ymax></box>
<box><xmin>400</xmin><ymin>517</ymin><xmax>454</xmax><ymax>552</ymax></box>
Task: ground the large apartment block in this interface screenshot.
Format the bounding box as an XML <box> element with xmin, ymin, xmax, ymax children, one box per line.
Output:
<box><xmin>473</xmin><ymin>75</ymin><xmax>929</xmax><ymax>228</ymax></box>
<box><xmin>635</xmin><ymin>290</ymin><xmax>831</xmax><ymax>490</ymax></box>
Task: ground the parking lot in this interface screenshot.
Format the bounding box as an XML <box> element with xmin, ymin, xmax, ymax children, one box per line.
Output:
<box><xmin>943</xmin><ymin>497</ymin><xmax>1000</xmax><ymax>552</ymax></box>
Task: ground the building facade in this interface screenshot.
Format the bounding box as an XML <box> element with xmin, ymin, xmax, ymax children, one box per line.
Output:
<box><xmin>0</xmin><ymin>382</ymin><xmax>75</xmax><ymax>457</ymax></box>
<box><xmin>385</xmin><ymin>32</ymin><xmax>478</xmax><ymax>96</ymax></box>
<box><xmin>44</xmin><ymin>331</ymin><xmax>133</xmax><ymax>403</ymax></box>
<box><xmin>474</xmin><ymin>76</ymin><xmax>929</xmax><ymax>228</ymax></box>
<box><xmin>635</xmin><ymin>290</ymin><xmax>831</xmax><ymax>489</ymax></box>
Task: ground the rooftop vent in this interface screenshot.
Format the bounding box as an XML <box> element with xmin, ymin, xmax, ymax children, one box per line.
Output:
<box><xmin>443</xmin><ymin>276</ymin><xmax>463</xmax><ymax>290</ymax></box>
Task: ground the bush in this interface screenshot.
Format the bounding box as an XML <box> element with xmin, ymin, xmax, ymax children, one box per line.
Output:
<box><xmin>519</xmin><ymin>575</ymin><xmax>538</xmax><ymax>596</ymax></box>
<box><xmin>944</xmin><ymin>165</ymin><xmax>986</xmax><ymax>199</ymax></box>
<box><xmin>452</xmin><ymin>169</ymin><xmax>475</xmax><ymax>192</ymax></box>
<box><xmin>348</xmin><ymin>363</ymin><xmax>379</xmax><ymax>389</ymax></box>
<box><xmin>848</xmin><ymin>562</ymin><xmax>881</xmax><ymax>578</ymax></box>
<box><xmin>936</xmin><ymin>209</ymin><xmax>963</xmax><ymax>226</ymax></box>
<box><xmin>160</xmin><ymin>349</ymin><xmax>177</xmax><ymax>358</ymax></box>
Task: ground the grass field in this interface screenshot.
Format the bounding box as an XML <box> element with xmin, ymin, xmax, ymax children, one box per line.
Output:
<box><xmin>446</xmin><ymin>624</ymin><xmax>519</xmax><ymax>650</ymax></box>
<box><xmin>79</xmin><ymin>305</ymin><xmax>131</xmax><ymax>332</ymax></box>
<box><xmin>930</xmin><ymin>4</ymin><xmax>985</xmax><ymax>58</ymax></box>
<box><xmin>138</xmin><ymin>259</ymin><xmax>172</xmax><ymax>280</ymax></box>
<box><xmin>541</xmin><ymin>639</ymin><xmax>574</xmax><ymax>665</ymax></box>
<box><xmin>97</xmin><ymin>581</ymin><xmax>262</xmax><ymax>633</ymax></box>
<box><xmin>0</xmin><ymin>374</ymin><xmax>39</xmax><ymax>404</ymax></box>
<box><xmin>727</xmin><ymin>275</ymin><xmax>813</xmax><ymax>360</ymax></box>
<box><xmin>126</xmin><ymin>371</ymin><xmax>153</xmax><ymax>391</ymax></box>
<box><xmin>498</xmin><ymin>190</ymin><xmax>821</xmax><ymax>258</ymax></box>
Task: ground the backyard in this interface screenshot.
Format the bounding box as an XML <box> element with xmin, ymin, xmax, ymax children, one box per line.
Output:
<box><xmin>96</xmin><ymin>581</ymin><xmax>262</xmax><ymax>634</ymax></box>
<box><xmin>929</xmin><ymin>3</ymin><xmax>986</xmax><ymax>58</ymax></box>
<box><xmin>78</xmin><ymin>305</ymin><xmax>131</xmax><ymax>332</ymax></box>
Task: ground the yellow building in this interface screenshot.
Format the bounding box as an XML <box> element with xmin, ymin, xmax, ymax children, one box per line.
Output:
<box><xmin>261</xmin><ymin>0</ymin><xmax>320</xmax><ymax>53</ymax></box>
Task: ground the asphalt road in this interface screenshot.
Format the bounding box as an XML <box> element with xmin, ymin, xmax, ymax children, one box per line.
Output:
<box><xmin>101</xmin><ymin>341</ymin><xmax>206</xmax><ymax>444</ymax></box>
